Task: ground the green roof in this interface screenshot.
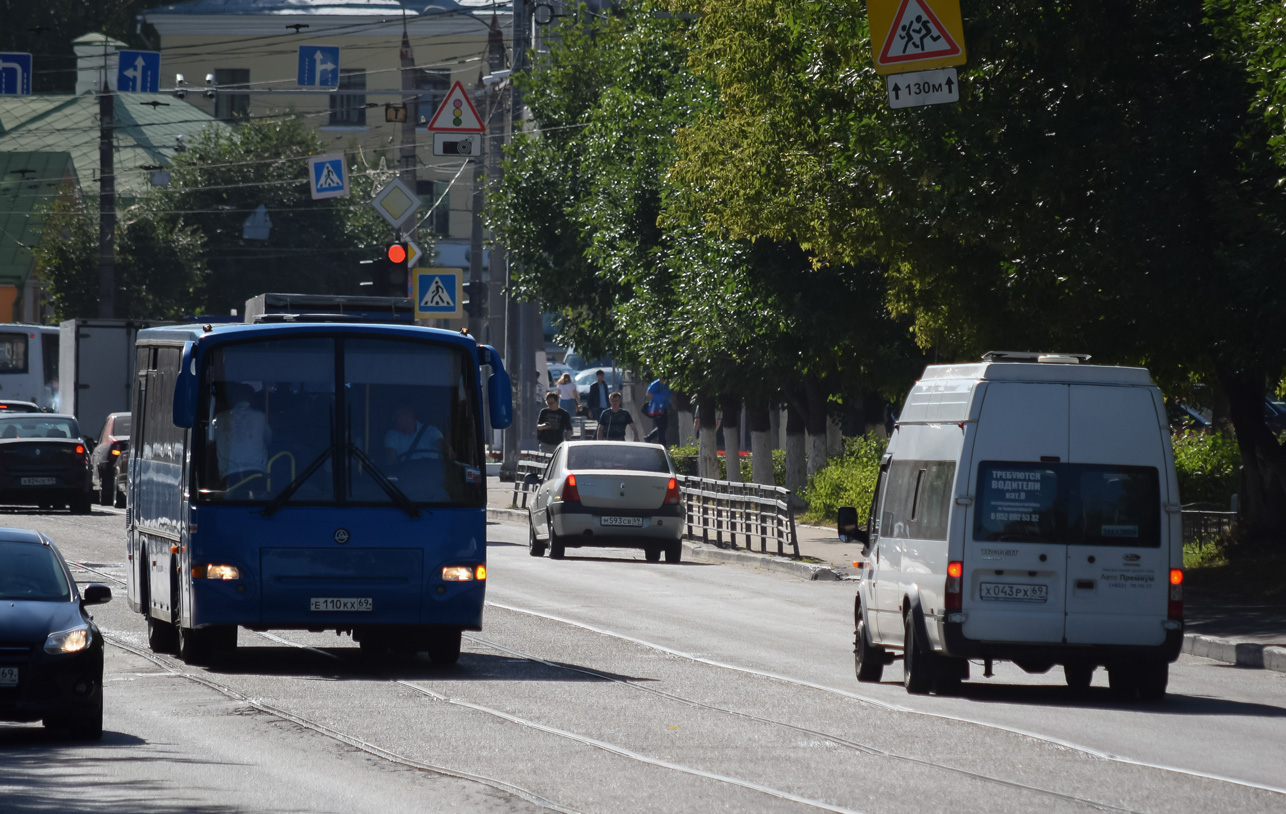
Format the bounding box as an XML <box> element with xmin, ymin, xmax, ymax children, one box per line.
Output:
<box><xmin>0</xmin><ymin>151</ymin><xmax>74</xmax><ymax>288</ymax></box>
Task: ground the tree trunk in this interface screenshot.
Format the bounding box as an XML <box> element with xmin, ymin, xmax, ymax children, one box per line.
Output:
<box><xmin>804</xmin><ymin>375</ymin><xmax>830</xmax><ymax>478</ymax></box>
<box><xmin>721</xmin><ymin>394</ymin><xmax>742</xmax><ymax>483</ymax></box>
<box><xmin>785</xmin><ymin>397</ymin><xmax>807</xmax><ymax>494</ymax></box>
<box><xmin>748</xmin><ymin>397</ymin><xmax>775</xmax><ymax>486</ymax></box>
<box><xmin>697</xmin><ymin>395</ymin><xmax>718</xmax><ymax>480</ymax></box>
<box><xmin>1214</xmin><ymin>363</ymin><xmax>1286</xmax><ymax>543</ymax></box>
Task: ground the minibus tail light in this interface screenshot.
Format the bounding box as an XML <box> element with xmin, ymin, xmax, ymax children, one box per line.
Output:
<box><xmin>945</xmin><ymin>561</ymin><xmax>964</xmax><ymax>611</ymax></box>
<box><xmin>561</xmin><ymin>473</ymin><xmax>580</xmax><ymax>502</ymax></box>
<box><xmin>1168</xmin><ymin>569</ymin><xmax>1183</xmax><ymax>620</ymax></box>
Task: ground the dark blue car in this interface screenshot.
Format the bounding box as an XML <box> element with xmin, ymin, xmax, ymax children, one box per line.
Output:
<box><xmin>0</xmin><ymin>529</ymin><xmax>112</xmax><ymax>739</ymax></box>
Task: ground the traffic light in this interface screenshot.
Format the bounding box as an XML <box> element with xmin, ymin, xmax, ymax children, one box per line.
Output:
<box><xmin>386</xmin><ymin>241</ymin><xmax>409</xmax><ymax>265</ymax></box>
<box><xmin>461</xmin><ymin>281</ymin><xmax>487</xmax><ymax>317</ymax></box>
<box><xmin>369</xmin><ymin>242</ymin><xmax>409</xmax><ymax>297</ymax></box>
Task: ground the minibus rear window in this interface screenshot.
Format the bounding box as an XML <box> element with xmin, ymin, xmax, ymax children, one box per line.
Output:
<box><xmin>974</xmin><ymin>462</ymin><xmax>1160</xmax><ymax>547</ymax></box>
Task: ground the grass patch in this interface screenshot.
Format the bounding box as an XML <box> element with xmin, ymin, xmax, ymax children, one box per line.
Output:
<box><xmin>1183</xmin><ymin>541</ymin><xmax>1286</xmax><ymax>601</ymax></box>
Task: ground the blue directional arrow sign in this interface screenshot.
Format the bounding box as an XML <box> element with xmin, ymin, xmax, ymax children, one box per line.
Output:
<box><xmin>0</xmin><ymin>53</ymin><xmax>33</xmax><ymax>96</ymax></box>
<box><xmin>298</xmin><ymin>46</ymin><xmax>340</xmax><ymax>87</ymax></box>
<box><xmin>117</xmin><ymin>50</ymin><xmax>161</xmax><ymax>93</ymax></box>
<box><xmin>415</xmin><ymin>269</ymin><xmax>463</xmax><ymax>320</ymax></box>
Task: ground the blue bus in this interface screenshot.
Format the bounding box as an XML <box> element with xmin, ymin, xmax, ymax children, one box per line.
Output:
<box><xmin>123</xmin><ymin>321</ymin><xmax>512</xmax><ymax>665</ymax></box>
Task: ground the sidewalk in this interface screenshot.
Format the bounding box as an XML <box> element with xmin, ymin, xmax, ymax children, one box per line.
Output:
<box><xmin>486</xmin><ymin>476</ymin><xmax>1286</xmax><ymax>674</ymax></box>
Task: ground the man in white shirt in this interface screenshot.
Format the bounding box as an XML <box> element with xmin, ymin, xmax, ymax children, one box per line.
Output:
<box><xmin>212</xmin><ymin>383</ymin><xmax>272</xmax><ymax>490</ymax></box>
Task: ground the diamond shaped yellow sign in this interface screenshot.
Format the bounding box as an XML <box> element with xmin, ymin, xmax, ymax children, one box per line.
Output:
<box><xmin>371</xmin><ymin>178</ymin><xmax>421</xmax><ymax>229</ymax></box>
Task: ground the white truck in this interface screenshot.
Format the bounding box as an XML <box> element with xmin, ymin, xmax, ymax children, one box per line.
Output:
<box><xmin>58</xmin><ymin>319</ymin><xmax>159</xmax><ymax>442</ymax></box>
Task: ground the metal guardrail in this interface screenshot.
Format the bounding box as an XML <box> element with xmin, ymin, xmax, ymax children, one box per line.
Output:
<box><xmin>1181</xmin><ymin>509</ymin><xmax>1236</xmax><ymax>545</ymax></box>
<box><xmin>677</xmin><ymin>475</ymin><xmax>800</xmax><ymax>558</ymax></box>
<box><xmin>507</xmin><ymin>451</ymin><xmax>800</xmax><ymax>559</ymax></box>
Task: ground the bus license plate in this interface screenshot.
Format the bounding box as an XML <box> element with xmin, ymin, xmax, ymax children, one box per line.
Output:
<box><xmin>601</xmin><ymin>516</ymin><xmax>643</xmax><ymax>527</ymax></box>
<box><xmin>0</xmin><ymin>667</ymin><xmax>17</xmax><ymax>686</ymax></box>
<box><xmin>979</xmin><ymin>582</ymin><xmax>1047</xmax><ymax>602</ymax></box>
<box><xmin>21</xmin><ymin>477</ymin><xmax>55</xmax><ymax>486</ymax></box>
<box><xmin>309</xmin><ymin>597</ymin><xmax>373</xmax><ymax>612</ymax></box>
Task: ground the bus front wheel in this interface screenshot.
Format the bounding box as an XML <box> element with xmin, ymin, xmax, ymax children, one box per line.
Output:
<box><xmin>147</xmin><ymin>617</ymin><xmax>178</xmax><ymax>654</ymax></box>
<box><xmin>427</xmin><ymin>629</ymin><xmax>462</xmax><ymax>666</ymax></box>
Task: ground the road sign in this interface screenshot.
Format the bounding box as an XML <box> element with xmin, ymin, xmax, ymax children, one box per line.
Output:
<box><xmin>0</xmin><ymin>53</ymin><xmax>33</xmax><ymax>96</ymax></box>
<box><xmin>426</xmin><ymin>81</ymin><xmax>486</xmax><ymax>133</ymax></box>
<box><xmin>117</xmin><ymin>50</ymin><xmax>161</xmax><ymax>93</ymax></box>
<box><xmin>370</xmin><ymin>178</ymin><xmax>421</xmax><ymax>229</ymax></box>
<box><xmin>414</xmin><ymin>268</ymin><xmax>464</xmax><ymax>319</ymax></box>
<box><xmin>868</xmin><ymin>0</ymin><xmax>965</xmax><ymax>75</ymax></box>
<box><xmin>404</xmin><ymin>239</ymin><xmax>422</xmax><ymax>267</ymax></box>
<box><xmin>298</xmin><ymin>46</ymin><xmax>340</xmax><ymax>87</ymax></box>
<box><xmin>887</xmin><ymin>67</ymin><xmax>959</xmax><ymax>109</ymax></box>
<box><xmin>308</xmin><ymin>153</ymin><xmax>348</xmax><ymax>200</ymax></box>
<box><xmin>432</xmin><ymin>132</ymin><xmax>482</xmax><ymax>158</ymax></box>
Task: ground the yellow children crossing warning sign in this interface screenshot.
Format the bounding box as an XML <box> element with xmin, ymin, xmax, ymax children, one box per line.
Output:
<box><xmin>868</xmin><ymin>0</ymin><xmax>966</xmax><ymax>75</ymax></box>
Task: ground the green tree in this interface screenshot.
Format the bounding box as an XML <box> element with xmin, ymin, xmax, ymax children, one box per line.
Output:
<box><xmin>667</xmin><ymin>0</ymin><xmax>1286</xmax><ymax>539</ymax></box>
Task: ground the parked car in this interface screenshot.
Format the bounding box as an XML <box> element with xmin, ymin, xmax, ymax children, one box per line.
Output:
<box><xmin>0</xmin><ymin>414</ymin><xmax>94</xmax><ymax>514</ymax></box>
<box><xmin>1166</xmin><ymin>402</ymin><xmax>1212</xmax><ymax>433</ymax></box>
<box><xmin>0</xmin><ymin>400</ymin><xmax>42</xmax><ymax>413</ymax></box>
<box><xmin>0</xmin><ymin>528</ymin><xmax>112</xmax><ymax>739</ymax></box>
<box><xmin>526</xmin><ymin>441</ymin><xmax>684</xmax><ymax>562</ymax></box>
<box><xmin>112</xmin><ymin>442</ymin><xmax>129</xmax><ymax>508</ymax></box>
<box><xmin>1265</xmin><ymin>399</ymin><xmax>1286</xmax><ymax>434</ymax></box>
<box><xmin>90</xmin><ymin>411</ymin><xmax>131</xmax><ymax>505</ymax></box>
<box><xmin>574</xmin><ymin>366</ymin><xmax>626</xmax><ymax>399</ymax></box>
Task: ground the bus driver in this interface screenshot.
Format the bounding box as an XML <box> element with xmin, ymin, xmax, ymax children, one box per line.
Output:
<box><xmin>212</xmin><ymin>382</ymin><xmax>272</xmax><ymax>492</ymax></box>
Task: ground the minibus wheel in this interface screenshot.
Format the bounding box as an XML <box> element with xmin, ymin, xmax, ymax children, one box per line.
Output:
<box><xmin>903</xmin><ymin>614</ymin><xmax>936</xmax><ymax>695</ymax></box>
<box><xmin>854</xmin><ymin>609</ymin><xmax>885</xmax><ymax>683</ymax></box>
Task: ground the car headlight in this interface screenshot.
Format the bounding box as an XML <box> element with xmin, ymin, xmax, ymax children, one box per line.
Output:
<box><xmin>45</xmin><ymin>626</ymin><xmax>92</xmax><ymax>654</ymax></box>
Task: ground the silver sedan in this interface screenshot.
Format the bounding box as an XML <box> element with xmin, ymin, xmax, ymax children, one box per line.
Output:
<box><xmin>526</xmin><ymin>441</ymin><xmax>685</xmax><ymax>562</ymax></box>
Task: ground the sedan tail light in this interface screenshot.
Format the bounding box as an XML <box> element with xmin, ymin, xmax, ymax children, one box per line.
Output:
<box><xmin>561</xmin><ymin>473</ymin><xmax>581</xmax><ymax>503</ymax></box>
<box><xmin>664</xmin><ymin>477</ymin><xmax>681</xmax><ymax>505</ymax></box>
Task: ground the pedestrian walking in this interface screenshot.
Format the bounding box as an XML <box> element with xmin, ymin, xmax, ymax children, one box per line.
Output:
<box><xmin>596</xmin><ymin>392</ymin><xmax>639</xmax><ymax>441</ymax></box>
<box><xmin>585</xmin><ymin>369</ymin><xmax>611</xmax><ymax>420</ymax></box>
<box><xmin>537</xmin><ymin>391</ymin><xmax>573</xmax><ymax>453</ymax></box>
<box><xmin>644</xmin><ymin>376</ymin><xmax>670</xmax><ymax>444</ymax></box>
<box><xmin>555</xmin><ymin>372</ymin><xmax>580</xmax><ymax>417</ymax></box>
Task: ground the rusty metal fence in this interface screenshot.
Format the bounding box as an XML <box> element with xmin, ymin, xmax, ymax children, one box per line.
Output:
<box><xmin>1181</xmin><ymin>506</ymin><xmax>1237</xmax><ymax>546</ymax></box>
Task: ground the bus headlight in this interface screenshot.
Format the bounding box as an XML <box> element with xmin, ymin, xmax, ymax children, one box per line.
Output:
<box><xmin>45</xmin><ymin>626</ymin><xmax>91</xmax><ymax>654</ymax></box>
<box><xmin>192</xmin><ymin>564</ymin><xmax>240</xmax><ymax>580</ymax></box>
<box><xmin>442</xmin><ymin>565</ymin><xmax>486</xmax><ymax>581</ymax></box>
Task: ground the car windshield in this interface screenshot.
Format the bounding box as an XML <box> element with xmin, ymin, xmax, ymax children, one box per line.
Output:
<box><xmin>567</xmin><ymin>445</ymin><xmax>670</xmax><ymax>473</ymax></box>
<box><xmin>973</xmin><ymin>461</ymin><xmax>1161</xmax><ymax>547</ymax></box>
<box><xmin>194</xmin><ymin>335</ymin><xmax>484</xmax><ymax>507</ymax></box>
<box><xmin>0</xmin><ymin>541</ymin><xmax>71</xmax><ymax>601</ymax></box>
<box><xmin>0</xmin><ymin>416</ymin><xmax>79</xmax><ymax>439</ymax></box>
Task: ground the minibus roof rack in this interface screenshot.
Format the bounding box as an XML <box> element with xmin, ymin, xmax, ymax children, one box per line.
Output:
<box><xmin>981</xmin><ymin>351</ymin><xmax>1092</xmax><ymax>364</ymax></box>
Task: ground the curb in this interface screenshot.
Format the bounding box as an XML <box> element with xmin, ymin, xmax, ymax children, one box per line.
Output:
<box><xmin>488</xmin><ymin>505</ymin><xmax>846</xmax><ymax>580</ymax></box>
<box><xmin>1183</xmin><ymin>633</ymin><xmax>1286</xmax><ymax>673</ymax></box>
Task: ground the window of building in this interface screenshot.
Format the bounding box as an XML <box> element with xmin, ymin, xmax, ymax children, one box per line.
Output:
<box><xmin>416</xmin><ymin>180</ymin><xmax>451</xmax><ymax>236</ymax></box>
<box><xmin>415</xmin><ymin>69</ymin><xmax>452</xmax><ymax>124</ymax></box>
<box><xmin>329</xmin><ymin>68</ymin><xmax>367</xmax><ymax>126</ymax></box>
<box><xmin>214</xmin><ymin>68</ymin><xmax>250</xmax><ymax>121</ymax></box>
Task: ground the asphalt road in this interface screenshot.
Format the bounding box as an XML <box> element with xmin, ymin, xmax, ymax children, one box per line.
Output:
<box><xmin>2</xmin><ymin>507</ymin><xmax>1284</xmax><ymax>814</ymax></box>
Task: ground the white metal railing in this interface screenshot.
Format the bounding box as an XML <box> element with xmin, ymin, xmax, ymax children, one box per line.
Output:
<box><xmin>676</xmin><ymin>475</ymin><xmax>800</xmax><ymax>558</ymax></box>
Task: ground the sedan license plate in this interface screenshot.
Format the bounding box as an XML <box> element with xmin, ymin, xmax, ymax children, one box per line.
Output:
<box><xmin>600</xmin><ymin>516</ymin><xmax>643</xmax><ymax>528</ymax></box>
<box><xmin>0</xmin><ymin>667</ymin><xmax>17</xmax><ymax>686</ymax></box>
<box><xmin>20</xmin><ymin>477</ymin><xmax>55</xmax><ymax>486</ymax></box>
<box><xmin>309</xmin><ymin>597</ymin><xmax>373</xmax><ymax>612</ymax></box>
<box><xmin>979</xmin><ymin>582</ymin><xmax>1048</xmax><ymax>603</ymax></box>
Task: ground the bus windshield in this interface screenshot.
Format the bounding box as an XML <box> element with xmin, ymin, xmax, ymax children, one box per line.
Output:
<box><xmin>195</xmin><ymin>335</ymin><xmax>484</xmax><ymax>507</ymax></box>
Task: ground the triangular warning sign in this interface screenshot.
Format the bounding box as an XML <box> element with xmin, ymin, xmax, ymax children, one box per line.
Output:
<box><xmin>877</xmin><ymin>0</ymin><xmax>962</xmax><ymax>66</ymax></box>
<box><xmin>426</xmin><ymin>81</ymin><xmax>486</xmax><ymax>133</ymax></box>
<box><xmin>422</xmin><ymin>277</ymin><xmax>454</xmax><ymax>308</ymax></box>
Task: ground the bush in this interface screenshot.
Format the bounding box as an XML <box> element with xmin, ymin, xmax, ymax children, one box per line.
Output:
<box><xmin>801</xmin><ymin>434</ymin><xmax>887</xmax><ymax>523</ymax></box>
<box><xmin>1171</xmin><ymin>430</ymin><xmax>1240</xmax><ymax>507</ymax></box>
<box><xmin>668</xmin><ymin>445</ymin><xmax>785</xmax><ymax>484</ymax></box>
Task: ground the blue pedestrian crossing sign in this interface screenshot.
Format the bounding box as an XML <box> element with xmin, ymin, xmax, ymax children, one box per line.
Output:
<box><xmin>298</xmin><ymin>46</ymin><xmax>340</xmax><ymax>87</ymax></box>
<box><xmin>307</xmin><ymin>153</ymin><xmax>348</xmax><ymax>200</ymax></box>
<box><xmin>117</xmin><ymin>50</ymin><xmax>161</xmax><ymax>93</ymax></box>
<box><xmin>415</xmin><ymin>269</ymin><xmax>463</xmax><ymax>319</ymax></box>
<box><xmin>0</xmin><ymin>53</ymin><xmax>33</xmax><ymax>96</ymax></box>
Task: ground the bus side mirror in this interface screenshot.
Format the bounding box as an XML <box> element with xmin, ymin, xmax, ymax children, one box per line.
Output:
<box><xmin>481</xmin><ymin>345</ymin><xmax>513</xmax><ymax>429</ymax></box>
<box><xmin>837</xmin><ymin>506</ymin><xmax>869</xmax><ymax>547</ymax></box>
<box><xmin>172</xmin><ymin>341</ymin><xmax>198</xmax><ymax>429</ymax></box>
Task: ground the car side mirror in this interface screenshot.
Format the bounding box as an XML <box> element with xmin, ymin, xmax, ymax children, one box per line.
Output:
<box><xmin>81</xmin><ymin>583</ymin><xmax>112</xmax><ymax>606</ymax></box>
<box><xmin>837</xmin><ymin>506</ymin><xmax>870</xmax><ymax>547</ymax></box>
<box><xmin>523</xmin><ymin>473</ymin><xmax>539</xmax><ymax>485</ymax></box>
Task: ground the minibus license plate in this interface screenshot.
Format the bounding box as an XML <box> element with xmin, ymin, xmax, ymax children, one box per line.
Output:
<box><xmin>601</xmin><ymin>516</ymin><xmax>643</xmax><ymax>527</ymax></box>
<box><xmin>979</xmin><ymin>582</ymin><xmax>1047</xmax><ymax>602</ymax></box>
<box><xmin>310</xmin><ymin>597</ymin><xmax>373</xmax><ymax>612</ymax></box>
<box><xmin>21</xmin><ymin>477</ymin><xmax>55</xmax><ymax>486</ymax></box>
<box><xmin>0</xmin><ymin>667</ymin><xmax>17</xmax><ymax>686</ymax></box>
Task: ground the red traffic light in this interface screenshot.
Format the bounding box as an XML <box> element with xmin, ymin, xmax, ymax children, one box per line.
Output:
<box><xmin>386</xmin><ymin>243</ymin><xmax>408</xmax><ymax>264</ymax></box>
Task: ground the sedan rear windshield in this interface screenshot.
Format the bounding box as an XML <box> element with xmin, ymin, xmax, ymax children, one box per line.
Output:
<box><xmin>0</xmin><ymin>417</ymin><xmax>80</xmax><ymax>439</ymax></box>
<box><xmin>0</xmin><ymin>542</ymin><xmax>71</xmax><ymax>601</ymax></box>
<box><xmin>567</xmin><ymin>445</ymin><xmax>671</xmax><ymax>473</ymax></box>
<box><xmin>974</xmin><ymin>461</ymin><xmax>1160</xmax><ymax>547</ymax></box>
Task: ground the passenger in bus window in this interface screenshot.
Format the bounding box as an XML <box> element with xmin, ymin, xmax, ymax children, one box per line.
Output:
<box><xmin>212</xmin><ymin>383</ymin><xmax>273</xmax><ymax>492</ymax></box>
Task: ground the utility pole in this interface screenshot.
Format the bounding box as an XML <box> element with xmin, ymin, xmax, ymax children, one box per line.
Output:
<box><xmin>398</xmin><ymin>13</ymin><xmax>419</xmax><ymax>299</ymax></box>
<box><xmin>97</xmin><ymin>79</ymin><xmax>116</xmax><ymax>319</ymax></box>
<box><xmin>502</xmin><ymin>0</ymin><xmax>533</xmax><ymax>475</ymax></box>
